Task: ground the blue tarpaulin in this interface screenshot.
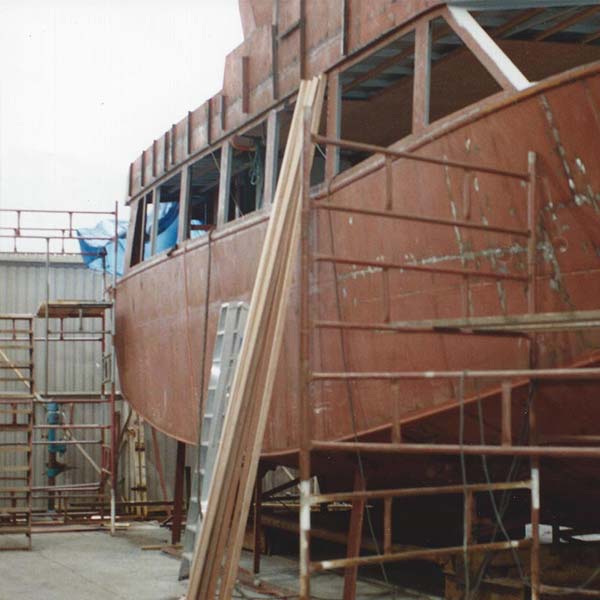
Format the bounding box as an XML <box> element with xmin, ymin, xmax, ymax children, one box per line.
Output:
<box><xmin>77</xmin><ymin>201</ymin><xmax>183</xmax><ymax>277</ymax></box>
<box><xmin>77</xmin><ymin>220</ymin><xmax>127</xmax><ymax>277</ymax></box>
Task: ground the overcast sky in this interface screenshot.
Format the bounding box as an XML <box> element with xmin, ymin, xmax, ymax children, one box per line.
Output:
<box><xmin>0</xmin><ymin>0</ymin><xmax>243</xmax><ymax>238</ymax></box>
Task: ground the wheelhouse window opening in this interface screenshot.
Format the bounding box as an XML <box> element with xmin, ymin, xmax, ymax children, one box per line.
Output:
<box><xmin>152</xmin><ymin>172</ymin><xmax>181</xmax><ymax>256</ymax></box>
<box><xmin>186</xmin><ymin>149</ymin><xmax>221</xmax><ymax>239</ymax></box>
<box><xmin>338</xmin><ymin>29</ymin><xmax>416</xmax><ymax>174</ymax></box>
<box><xmin>141</xmin><ymin>191</ymin><xmax>154</xmax><ymax>262</ymax></box>
<box><xmin>471</xmin><ymin>7</ymin><xmax>600</xmax><ymax>81</ymax></box>
<box><xmin>427</xmin><ymin>16</ymin><xmax>502</xmax><ymax>124</ymax></box>
<box><xmin>226</xmin><ymin>121</ymin><xmax>267</xmax><ymax>222</ymax></box>
<box><xmin>129</xmin><ymin>192</ymin><xmax>150</xmax><ymax>267</ymax></box>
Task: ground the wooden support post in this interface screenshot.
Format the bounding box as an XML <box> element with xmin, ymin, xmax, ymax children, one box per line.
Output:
<box><xmin>171</xmin><ymin>124</ymin><xmax>176</xmax><ymax>165</ymax></box>
<box><xmin>385</xmin><ymin>156</ymin><xmax>393</xmax><ymax>211</ymax></box>
<box><xmin>264</xmin><ymin>109</ymin><xmax>279</xmax><ymax>206</ymax></box>
<box><xmin>128</xmin><ymin>163</ymin><xmax>133</xmax><ymax>198</ymax></box>
<box><xmin>382</xmin><ymin>268</ymin><xmax>391</xmax><ymax>324</ymax></box>
<box><xmin>187</xmin><ymin>111</ymin><xmax>192</xmax><ymax>156</ymax></box>
<box><xmin>341</xmin><ymin>0</ymin><xmax>350</xmax><ymax>56</ymax></box>
<box><xmin>391</xmin><ymin>380</ymin><xmax>402</xmax><ymax>443</ymax></box>
<box><xmin>271</xmin><ymin>0</ymin><xmax>279</xmax><ymax>101</ymax></box>
<box><xmin>141</xmin><ymin>150</ymin><xmax>146</xmax><ymax>188</ymax></box>
<box><xmin>152</xmin><ymin>139</ymin><xmax>158</xmax><ymax>178</ymax></box>
<box><xmin>464</xmin><ymin>490</ymin><xmax>475</xmax><ymax>545</ymax></box>
<box><xmin>253</xmin><ymin>471</ymin><xmax>263</xmax><ymax>574</ymax></box>
<box><xmin>325</xmin><ymin>72</ymin><xmax>340</xmax><ymax>181</ymax></box>
<box><xmin>163</xmin><ymin>131</ymin><xmax>169</xmax><ymax>172</ymax></box>
<box><xmin>343</xmin><ymin>469</ymin><xmax>366</xmax><ymax>600</ymax></box>
<box><xmin>412</xmin><ymin>20</ymin><xmax>431</xmax><ymax>134</ymax></box>
<box><xmin>206</xmin><ymin>99</ymin><xmax>212</xmax><ymax>146</ymax></box>
<box><xmin>171</xmin><ymin>441</ymin><xmax>186</xmax><ymax>545</ymax></box>
<box><xmin>242</xmin><ymin>56</ymin><xmax>250</xmax><ymax>114</ymax></box>
<box><xmin>150</xmin><ymin>426</ymin><xmax>169</xmax><ymax>510</ymax></box>
<box><xmin>383</xmin><ymin>497</ymin><xmax>392</xmax><ymax>554</ymax></box>
<box><xmin>217</xmin><ymin>143</ymin><xmax>232</xmax><ymax>227</ymax></box>
<box><xmin>220</xmin><ymin>94</ymin><xmax>227</xmax><ymax>133</ymax></box>
<box><xmin>501</xmin><ymin>380</ymin><xmax>512</xmax><ymax>446</ymax></box>
<box><xmin>299</xmin><ymin>0</ymin><xmax>306</xmax><ymax>79</ymax></box>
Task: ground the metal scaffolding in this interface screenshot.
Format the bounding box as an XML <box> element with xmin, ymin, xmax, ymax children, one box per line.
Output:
<box><xmin>0</xmin><ymin>206</ymin><xmax>120</xmax><ymax>542</ymax></box>
<box><xmin>298</xmin><ymin>126</ymin><xmax>600</xmax><ymax>598</ymax></box>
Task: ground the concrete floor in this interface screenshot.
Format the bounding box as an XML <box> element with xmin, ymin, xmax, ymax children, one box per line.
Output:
<box><xmin>0</xmin><ymin>523</ymin><xmax>440</xmax><ymax>599</ymax></box>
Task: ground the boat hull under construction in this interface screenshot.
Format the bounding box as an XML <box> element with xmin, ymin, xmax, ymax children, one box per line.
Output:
<box><xmin>116</xmin><ymin>2</ymin><xmax>600</xmax><ymax>529</ymax></box>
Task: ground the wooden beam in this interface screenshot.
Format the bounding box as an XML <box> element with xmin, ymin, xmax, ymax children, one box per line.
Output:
<box><xmin>217</xmin><ymin>142</ymin><xmax>232</xmax><ymax>227</ymax></box>
<box><xmin>163</xmin><ymin>132</ymin><xmax>169</xmax><ymax>172</ymax></box>
<box><xmin>263</xmin><ymin>109</ymin><xmax>279</xmax><ymax>206</ymax></box>
<box><xmin>177</xmin><ymin>165</ymin><xmax>190</xmax><ymax>243</ymax></box>
<box><xmin>534</xmin><ymin>5</ymin><xmax>600</xmax><ymax>41</ymax></box>
<box><xmin>242</xmin><ymin>56</ymin><xmax>250</xmax><ymax>114</ymax></box>
<box><xmin>444</xmin><ymin>6</ymin><xmax>530</xmax><ymax>92</ymax></box>
<box><xmin>170</xmin><ymin>124</ymin><xmax>176</xmax><ymax>165</ymax></box>
<box><xmin>341</xmin><ymin>0</ymin><xmax>350</xmax><ymax>56</ymax></box>
<box><xmin>206</xmin><ymin>100</ymin><xmax>212</xmax><ymax>147</ymax></box>
<box><xmin>128</xmin><ymin>163</ymin><xmax>133</xmax><ymax>198</ymax></box>
<box><xmin>152</xmin><ymin>139</ymin><xmax>158</xmax><ymax>178</ymax></box>
<box><xmin>186</xmin><ymin>77</ymin><xmax>326</xmax><ymax>600</ymax></box>
<box><xmin>220</xmin><ymin>94</ymin><xmax>227</xmax><ymax>132</ymax></box>
<box><xmin>412</xmin><ymin>20</ymin><xmax>431</xmax><ymax>134</ymax></box>
<box><xmin>492</xmin><ymin>8</ymin><xmax>546</xmax><ymax>39</ymax></box>
<box><xmin>187</xmin><ymin>111</ymin><xmax>192</xmax><ymax>156</ymax></box>
<box><xmin>171</xmin><ymin>441</ymin><xmax>186</xmax><ymax>545</ymax></box>
<box><xmin>140</xmin><ymin>150</ymin><xmax>146</xmax><ymax>187</ymax></box>
<box><xmin>252</xmin><ymin>473</ymin><xmax>263</xmax><ymax>574</ymax></box>
<box><xmin>272</xmin><ymin>1</ymin><xmax>280</xmax><ymax>101</ymax></box>
<box><xmin>343</xmin><ymin>470</ymin><xmax>366</xmax><ymax>600</ymax></box>
<box><xmin>325</xmin><ymin>72</ymin><xmax>341</xmax><ymax>181</ymax></box>
<box><xmin>299</xmin><ymin>0</ymin><xmax>306</xmax><ymax>79</ymax></box>
<box><xmin>271</xmin><ymin>26</ymin><xmax>279</xmax><ymax>100</ymax></box>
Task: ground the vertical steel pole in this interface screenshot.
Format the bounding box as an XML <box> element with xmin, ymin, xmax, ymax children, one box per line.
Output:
<box><xmin>44</xmin><ymin>238</ymin><xmax>50</xmax><ymax>397</ymax></box>
<box><xmin>110</xmin><ymin>201</ymin><xmax>118</xmax><ymax>534</ymax></box>
<box><xmin>527</xmin><ymin>152</ymin><xmax>540</xmax><ymax>600</ymax></box>
<box><xmin>299</xmin><ymin>106</ymin><xmax>313</xmax><ymax>600</ymax></box>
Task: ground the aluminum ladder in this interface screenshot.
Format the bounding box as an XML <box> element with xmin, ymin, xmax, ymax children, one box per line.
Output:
<box><xmin>179</xmin><ymin>301</ymin><xmax>248</xmax><ymax>579</ymax></box>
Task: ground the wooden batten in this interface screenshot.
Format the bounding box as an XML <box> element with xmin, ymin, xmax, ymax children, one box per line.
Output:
<box><xmin>220</xmin><ymin>94</ymin><xmax>227</xmax><ymax>133</ymax></box>
<box><xmin>412</xmin><ymin>20</ymin><xmax>431</xmax><ymax>134</ymax></box>
<box><xmin>242</xmin><ymin>56</ymin><xmax>250</xmax><ymax>114</ymax></box>
<box><xmin>206</xmin><ymin>99</ymin><xmax>212</xmax><ymax>146</ymax></box>
<box><xmin>186</xmin><ymin>75</ymin><xmax>326</xmax><ymax>600</ymax></box>
<box><xmin>187</xmin><ymin>111</ymin><xmax>192</xmax><ymax>156</ymax></box>
<box><xmin>163</xmin><ymin>131</ymin><xmax>169</xmax><ymax>172</ymax></box>
<box><xmin>170</xmin><ymin>124</ymin><xmax>176</xmax><ymax>165</ymax></box>
<box><xmin>152</xmin><ymin>139</ymin><xmax>157</xmax><ymax>178</ymax></box>
<box><xmin>140</xmin><ymin>150</ymin><xmax>146</xmax><ymax>188</ymax></box>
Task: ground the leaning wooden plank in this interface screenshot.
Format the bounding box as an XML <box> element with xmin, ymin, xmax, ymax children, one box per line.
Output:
<box><xmin>197</xmin><ymin>77</ymin><xmax>323</xmax><ymax>599</ymax></box>
<box><xmin>214</xmin><ymin>80</ymin><xmax>325</xmax><ymax>599</ymax></box>
<box><xmin>187</xmin><ymin>78</ymin><xmax>317</xmax><ymax>599</ymax></box>
<box><xmin>219</xmin><ymin>80</ymin><xmax>326</xmax><ymax>600</ymax></box>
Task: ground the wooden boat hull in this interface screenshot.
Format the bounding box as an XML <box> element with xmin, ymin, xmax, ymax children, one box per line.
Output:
<box><xmin>115</xmin><ymin>64</ymin><xmax>600</xmax><ymax>509</ymax></box>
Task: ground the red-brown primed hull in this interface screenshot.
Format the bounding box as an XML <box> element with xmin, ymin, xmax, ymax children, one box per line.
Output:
<box><xmin>115</xmin><ymin>65</ymin><xmax>600</xmax><ymax>471</ymax></box>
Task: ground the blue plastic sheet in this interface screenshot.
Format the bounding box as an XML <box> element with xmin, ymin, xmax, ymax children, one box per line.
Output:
<box><xmin>77</xmin><ymin>220</ymin><xmax>127</xmax><ymax>277</ymax></box>
<box><xmin>77</xmin><ymin>201</ymin><xmax>182</xmax><ymax>277</ymax></box>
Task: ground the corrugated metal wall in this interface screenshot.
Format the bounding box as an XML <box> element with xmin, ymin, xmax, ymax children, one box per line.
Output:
<box><xmin>0</xmin><ymin>254</ymin><xmax>178</xmax><ymax>509</ymax></box>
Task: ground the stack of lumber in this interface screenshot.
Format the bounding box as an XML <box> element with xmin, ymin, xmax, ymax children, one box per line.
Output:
<box><xmin>186</xmin><ymin>76</ymin><xmax>325</xmax><ymax>600</ymax></box>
